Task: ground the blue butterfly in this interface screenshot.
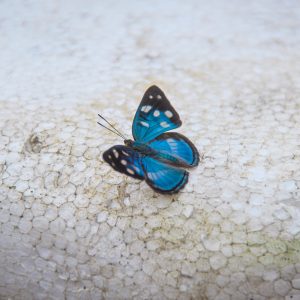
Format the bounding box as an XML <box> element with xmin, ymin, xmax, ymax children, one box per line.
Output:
<box><xmin>101</xmin><ymin>85</ymin><xmax>199</xmax><ymax>194</ymax></box>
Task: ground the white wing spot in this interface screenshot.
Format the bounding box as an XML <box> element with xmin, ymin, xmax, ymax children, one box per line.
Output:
<box><xmin>160</xmin><ymin>121</ymin><xmax>169</xmax><ymax>128</ymax></box>
<box><xmin>133</xmin><ymin>166</ymin><xmax>140</xmax><ymax>172</ymax></box>
<box><xmin>148</xmin><ymin>172</ymin><xmax>157</xmax><ymax>180</ymax></box>
<box><xmin>140</xmin><ymin>121</ymin><xmax>150</xmax><ymax>128</ymax></box>
<box><xmin>149</xmin><ymin>95</ymin><xmax>153</xmax><ymax>99</ymax></box>
<box><xmin>165</xmin><ymin>110</ymin><xmax>173</xmax><ymax>118</ymax></box>
<box><xmin>167</xmin><ymin>138</ymin><xmax>176</xmax><ymax>143</ymax></box>
<box><xmin>108</xmin><ymin>155</ymin><xmax>112</xmax><ymax>159</ymax></box>
<box><xmin>153</xmin><ymin>110</ymin><xmax>160</xmax><ymax>117</ymax></box>
<box><xmin>121</xmin><ymin>159</ymin><xmax>127</xmax><ymax>166</ymax></box>
<box><xmin>122</xmin><ymin>150</ymin><xmax>129</xmax><ymax>156</ymax></box>
<box><xmin>157</xmin><ymin>94</ymin><xmax>162</xmax><ymax>99</ymax></box>
<box><xmin>113</xmin><ymin>149</ymin><xmax>119</xmax><ymax>158</ymax></box>
<box><xmin>111</xmin><ymin>162</ymin><xmax>116</xmax><ymax>167</ymax></box>
<box><xmin>127</xmin><ymin>168</ymin><xmax>135</xmax><ymax>175</ymax></box>
<box><xmin>141</xmin><ymin>105</ymin><xmax>152</xmax><ymax>113</ymax></box>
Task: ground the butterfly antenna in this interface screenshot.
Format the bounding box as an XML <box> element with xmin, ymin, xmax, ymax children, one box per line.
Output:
<box><xmin>97</xmin><ymin>122</ymin><xmax>124</xmax><ymax>139</ymax></box>
<box><xmin>98</xmin><ymin>114</ymin><xmax>126</xmax><ymax>139</ymax></box>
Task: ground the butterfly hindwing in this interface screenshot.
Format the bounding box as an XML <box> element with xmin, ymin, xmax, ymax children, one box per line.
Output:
<box><xmin>148</xmin><ymin>132</ymin><xmax>199</xmax><ymax>168</ymax></box>
<box><xmin>132</xmin><ymin>85</ymin><xmax>182</xmax><ymax>143</ymax></box>
<box><xmin>103</xmin><ymin>145</ymin><xmax>144</xmax><ymax>180</ymax></box>
<box><xmin>141</xmin><ymin>156</ymin><xmax>189</xmax><ymax>194</ymax></box>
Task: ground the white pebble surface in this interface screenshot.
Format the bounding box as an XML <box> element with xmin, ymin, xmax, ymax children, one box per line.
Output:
<box><xmin>1</xmin><ymin>0</ymin><xmax>300</xmax><ymax>299</ymax></box>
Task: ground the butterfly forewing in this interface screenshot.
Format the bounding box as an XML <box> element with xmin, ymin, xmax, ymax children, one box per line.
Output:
<box><xmin>132</xmin><ymin>85</ymin><xmax>182</xmax><ymax>143</ymax></box>
<box><xmin>103</xmin><ymin>145</ymin><xmax>144</xmax><ymax>180</ymax></box>
<box><xmin>141</xmin><ymin>156</ymin><xmax>189</xmax><ymax>194</ymax></box>
<box><xmin>148</xmin><ymin>132</ymin><xmax>199</xmax><ymax>168</ymax></box>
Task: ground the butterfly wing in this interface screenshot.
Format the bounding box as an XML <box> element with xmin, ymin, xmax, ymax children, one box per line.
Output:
<box><xmin>148</xmin><ymin>132</ymin><xmax>199</xmax><ymax>168</ymax></box>
<box><xmin>132</xmin><ymin>85</ymin><xmax>182</xmax><ymax>143</ymax></box>
<box><xmin>103</xmin><ymin>145</ymin><xmax>144</xmax><ymax>180</ymax></box>
<box><xmin>141</xmin><ymin>156</ymin><xmax>189</xmax><ymax>194</ymax></box>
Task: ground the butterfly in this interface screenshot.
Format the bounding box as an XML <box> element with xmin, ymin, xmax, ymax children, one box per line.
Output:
<box><xmin>100</xmin><ymin>85</ymin><xmax>199</xmax><ymax>194</ymax></box>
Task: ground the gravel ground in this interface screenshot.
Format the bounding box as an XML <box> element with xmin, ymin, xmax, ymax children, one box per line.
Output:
<box><xmin>1</xmin><ymin>0</ymin><xmax>300</xmax><ymax>299</ymax></box>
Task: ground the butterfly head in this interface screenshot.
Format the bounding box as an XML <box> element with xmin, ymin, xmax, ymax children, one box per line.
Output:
<box><xmin>124</xmin><ymin>139</ymin><xmax>134</xmax><ymax>147</ymax></box>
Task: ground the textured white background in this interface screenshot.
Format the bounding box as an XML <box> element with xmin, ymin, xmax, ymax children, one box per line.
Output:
<box><xmin>1</xmin><ymin>0</ymin><xmax>300</xmax><ymax>299</ymax></box>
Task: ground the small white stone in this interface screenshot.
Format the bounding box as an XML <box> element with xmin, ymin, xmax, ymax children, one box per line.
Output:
<box><xmin>123</xmin><ymin>197</ymin><xmax>131</xmax><ymax>206</ymax></box>
<box><xmin>232</xmin><ymin>231</ymin><xmax>247</xmax><ymax>244</ymax></box>
<box><xmin>247</xmin><ymin>232</ymin><xmax>265</xmax><ymax>245</ymax></box>
<box><xmin>36</xmin><ymin>246</ymin><xmax>52</xmax><ymax>259</ymax></box>
<box><xmin>75</xmin><ymin>220</ymin><xmax>90</xmax><ymax>238</ymax></box>
<box><xmin>131</xmin><ymin>216</ymin><xmax>145</xmax><ymax>229</ymax></box>
<box><xmin>59</xmin><ymin>203</ymin><xmax>76</xmax><ymax>220</ymax></box>
<box><xmin>146</xmin><ymin>240</ymin><xmax>161</xmax><ymax>251</ymax></box>
<box><xmin>209</xmin><ymin>253</ymin><xmax>227</xmax><ymax>270</ymax></box>
<box><xmin>156</xmin><ymin>197</ymin><xmax>172</xmax><ymax>209</ymax></box>
<box><xmin>97</xmin><ymin>211</ymin><xmax>108</xmax><ymax>223</ymax></box>
<box><xmin>216</xmin><ymin>275</ymin><xmax>229</xmax><ymax>287</ymax></box>
<box><xmin>215</xmin><ymin>293</ymin><xmax>230</xmax><ymax>300</ymax></box>
<box><xmin>10</xmin><ymin>202</ymin><xmax>25</xmax><ymax>216</ymax></box>
<box><xmin>142</xmin><ymin>261</ymin><xmax>156</xmax><ymax>275</ymax></box>
<box><xmin>263</xmin><ymin>269</ymin><xmax>279</xmax><ymax>281</ymax></box>
<box><xmin>15</xmin><ymin>180</ymin><xmax>29</xmax><ymax>193</ymax></box>
<box><xmin>274</xmin><ymin>279</ymin><xmax>292</xmax><ymax>296</ymax></box>
<box><xmin>107</xmin><ymin>215</ymin><xmax>117</xmax><ymax>226</ymax></box>
<box><xmin>32</xmin><ymin>202</ymin><xmax>46</xmax><ymax>216</ymax></box>
<box><xmin>181</xmin><ymin>261</ymin><xmax>196</xmax><ymax>277</ymax></box>
<box><xmin>179</xmin><ymin>284</ymin><xmax>187</xmax><ymax>292</ymax></box>
<box><xmin>74</xmin><ymin>161</ymin><xmax>86</xmax><ymax>172</ymax></box>
<box><xmin>107</xmin><ymin>227</ymin><xmax>123</xmax><ymax>245</ymax></box>
<box><xmin>221</xmin><ymin>245</ymin><xmax>233</xmax><ymax>257</ymax></box>
<box><xmin>203</xmin><ymin>237</ymin><xmax>221</xmax><ymax>251</ymax></box>
<box><xmin>32</xmin><ymin>216</ymin><xmax>49</xmax><ymax>232</ymax></box>
<box><xmin>231</xmin><ymin>211</ymin><xmax>247</xmax><ymax>225</ymax></box>
<box><xmin>182</xmin><ymin>205</ymin><xmax>193</xmax><ymax>218</ymax></box>
<box><xmin>74</xmin><ymin>195</ymin><xmax>89</xmax><ymax>208</ymax></box>
<box><xmin>19</xmin><ymin>219</ymin><xmax>32</xmax><ymax>233</ymax></box>
<box><xmin>249</xmin><ymin>166</ymin><xmax>267</xmax><ymax>182</ymax></box>
<box><xmin>248</xmin><ymin>206</ymin><xmax>262</xmax><ymax>217</ymax></box>
<box><xmin>247</xmin><ymin>219</ymin><xmax>263</xmax><ymax>232</ymax></box>
<box><xmin>249</xmin><ymin>194</ymin><xmax>264</xmax><ymax>205</ymax></box>
<box><xmin>45</xmin><ymin>207</ymin><xmax>58</xmax><ymax>221</ymax></box>
<box><xmin>116</xmin><ymin>218</ymin><xmax>128</xmax><ymax>231</ymax></box>
<box><xmin>292</xmin><ymin>278</ymin><xmax>300</xmax><ymax>289</ymax></box>
<box><xmin>124</xmin><ymin>228</ymin><xmax>137</xmax><ymax>243</ymax></box>
<box><xmin>130</xmin><ymin>240</ymin><xmax>144</xmax><ymax>255</ymax></box>
<box><xmin>146</xmin><ymin>215</ymin><xmax>161</xmax><ymax>228</ymax></box>
<box><xmin>232</xmin><ymin>244</ymin><xmax>246</xmax><ymax>255</ymax></box>
<box><xmin>50</xmin><ymin>218</ymin><xmax>66</xmax><ymax>234</ymax></box>
<box><xmin>207</xmin><ymin>212</ymin><xmax>222</xmax><ymax>224</ymax></box>
<box><xmin>281</xmin><ymin>265</ymin><xmax>296</xmax><ymax>281</ymax></box>
<box><xmin>273</xmin><ymin>208</ymin><xmax>290</xmax><ymax>220</ymax></box>
<box><xmin>280</xmin><ymin>180</ymin><xmax>297</xmax><ymax>192</ymax></box>
<box><xmin>258</xmin><ymin>281</ymin><xmax>274</xmax><ymax>297</ymax></box>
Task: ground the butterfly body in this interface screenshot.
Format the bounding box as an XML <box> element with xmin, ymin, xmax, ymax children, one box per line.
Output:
<box><xmin>125</xmin><ymin>139</ymin><xmax>192</xmax><ymax>168</ymax></box>
<box><xmin>102</xmin><ymin>85</ymin><xmax>199</xmax><ymax>194</ymax></box>
<box><xmin>124</xmin><ymin>139</ymin><xmax>154</xmax><ymax>156</ymax></box>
